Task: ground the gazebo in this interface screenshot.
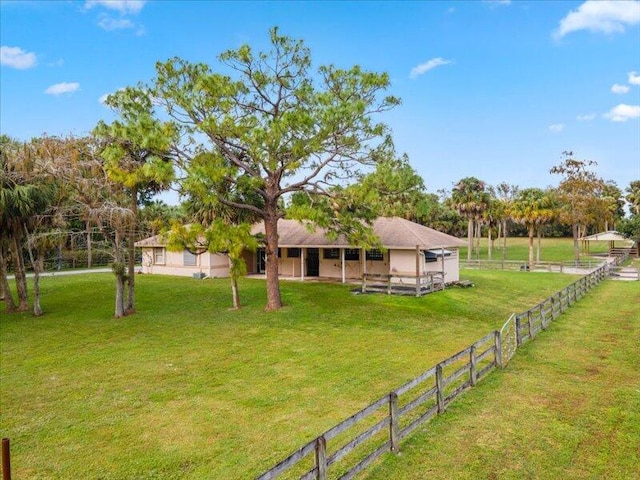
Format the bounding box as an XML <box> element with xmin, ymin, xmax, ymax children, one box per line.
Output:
<box><xmin>580</xmin><ymin>231</ymin><xmax>635</xmax><ymax>256</ymax></box>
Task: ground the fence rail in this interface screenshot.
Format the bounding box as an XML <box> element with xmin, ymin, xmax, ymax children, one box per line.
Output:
<box><xmin>463</xmin><ymin>259</ymin><xmax>601</xmax><ymax>272</ymax></box>
<box><xmin>257</xmin><ymin>262</ymin><xmax>609</xmax><ymax>480</ymax></box>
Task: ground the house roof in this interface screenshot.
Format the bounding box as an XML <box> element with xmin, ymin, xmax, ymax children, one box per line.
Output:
<box><xmin>252</xmin><ymin>217</ymin><xmax>466</xmax><ymax>250</ymax></box>
<box><xmin>580</xmin><ymin>231</ymin><xmax>631</xmax><ymax>242</ymax></box>
<box><xmin>136</xmin><ymin>217</ymin><xmax>466</xmax><ymax>250</ymax></box>
<box><xmin>135</xmin><ymin>234</ymin><xmax>166</xmax><ymax>247</ymax></box>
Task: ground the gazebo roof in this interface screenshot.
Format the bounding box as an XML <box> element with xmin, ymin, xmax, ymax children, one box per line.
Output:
<box><xmin>580</xmin><ymin>231</ymin><xmax>631</xmax><ymax>242</ymax></box>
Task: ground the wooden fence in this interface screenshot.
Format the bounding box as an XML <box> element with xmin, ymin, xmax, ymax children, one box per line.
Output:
<box><xmin>361</xmin><ymin>272</ymin><xmax>444</xmax><ymax>297</ymax></box>
<box><xmin>256</xmin><ymin>262</ymin><xmax>609</xmax><ymax>480</ymax></box>
<box><xmin>463</xmin><ymin>259</ymin><xmax>601</xmax><ymax>272</ymax></box>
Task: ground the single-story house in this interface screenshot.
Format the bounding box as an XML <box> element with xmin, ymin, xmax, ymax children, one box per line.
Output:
<box><xmin>136</xmin><ymin>217</ymin><xmax>466</xmax><ymax>284</ymax></box>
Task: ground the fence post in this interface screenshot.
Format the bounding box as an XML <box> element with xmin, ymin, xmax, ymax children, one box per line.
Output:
<box><xmin>389</xmin><ymin>393</ymin><xmax>400</xmax><ymax>453</ymax></box>
<box><xmin>515</xmin><ymin>315</ymin><xmax>522</xmax><ymax>346</ymax></box>
<box><xmin>527</xmin><ymin>310</ymin><xmax>533</xmax><ymax>339</ymax></box>
<box><xmin>2</xmin><ymin>438</ymin><xmax>10</xmax><ymax>480</ymax></box>
<box><xmin>315</xmin><ymin>436</ymin><xmax>327</xmax><ymax>480</ymax></box>
<box><xmin>470</xmin><ymin>345</ymin><xmax>478</xmax><ymax>386</ymax></box>
<box><xmin>494</xmin><ymin>330</ymin><xmax>503</xmax><ymax>369</ymax></box>
<box><xmin>436</xmin><ymin>364</ymin><xmax>445</xmax><ymax>413</ymax></box>
<box><xmin>387</xmin><ymin>275</ymin><xmax>392</xmax><ymax>295</ymax></box>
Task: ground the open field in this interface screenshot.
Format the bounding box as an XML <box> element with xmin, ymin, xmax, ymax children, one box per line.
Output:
<box><xmin>458</xmin><ymin>236</ymin><xmax>613</xmax><ymax>262</ymax></box>
<box><xmin>0</xmin><ymin>270</ymin><xmax>581</xmax><ymax>479</ymax></box>
<box><xmin>363</xmin><ymin>279</ymin><xmax>640</xmax><ymax>480</ymax></box>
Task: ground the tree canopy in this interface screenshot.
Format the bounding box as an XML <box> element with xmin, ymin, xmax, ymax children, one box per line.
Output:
<box><xmin>136</xmin><ymin>27</ymin><xmax>400</xmax><ymax>309</ymax></box>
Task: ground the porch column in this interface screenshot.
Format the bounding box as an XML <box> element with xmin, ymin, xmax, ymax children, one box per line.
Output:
<box><xmin>441</xmin><ymin>247</ymin><xmax>446</xmax><ymax>290</ymax></box>
<box><xmin>341</xmin><ymin>248</ymin><xmax>346</xmax><ymax>283</ymax></box>
<box><xmin>301</xmin><ymin>248</ymin><xmax>305</xmax><ymax>281</ymax></box>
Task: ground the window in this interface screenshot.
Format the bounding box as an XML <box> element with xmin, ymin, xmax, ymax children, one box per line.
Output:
<box><xmin>153</xmin><ymin>247</ymin><xmax>165</xmax><ymax>265</ymax></box>
<box><xmin>366</xmin><ymin>249</ymin><xmax>384</xmax><ymax>261</ymax></box>
<box><xmin>183</xmin><ymin>250</ymin><xmax>197</xmax><ymax>266</ymax></box>
<box><xmin>323</xmin><ymin>248</ymin><xmax>340</xmax><ymax>259</ymax></box>
<box><xmin>287</xmin><ymin>248</ymin><xmax>301</xmax><ymax>258</ymax></box>
<box><xmin>345</xmin><ymin>249</ymin><xmax>360</xmax><ymax>261</ymax></box>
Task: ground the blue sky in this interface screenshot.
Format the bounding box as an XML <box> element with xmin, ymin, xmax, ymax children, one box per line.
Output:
<box><xmin>1</xmin><ymin>0</ymin><xmax>639</xmax><ymax>201</ymax></box>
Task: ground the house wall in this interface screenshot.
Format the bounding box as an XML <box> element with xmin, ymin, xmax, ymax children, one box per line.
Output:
<box><xmin>140</xmin><ymin>248</ymin><xmax>230</xmax><ymax>278</ymax></box>
<box><xmin>140</xmin><ymin>246</ymin><xmax>460</xmax><ymax>283</ymax></box>
<box><xmin>389</xmin><ymin>249</ymin><xmax>460</xmax><ymax>283</ymax></box>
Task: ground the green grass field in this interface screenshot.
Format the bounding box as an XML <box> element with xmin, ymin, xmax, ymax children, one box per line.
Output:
<box><xmin>1</xmin><ymin>269</ymin><xmax>582</xmax><ymax>479</ymax></box>
<box><xmin>364</xmin><ymin>279</ymin><xmax>640</xmax><ymax>480</ymax></box>
<box><xmin>458</xmin><ymin>236</ymin><xmax>612</xmax><ymax>262</ymax></box>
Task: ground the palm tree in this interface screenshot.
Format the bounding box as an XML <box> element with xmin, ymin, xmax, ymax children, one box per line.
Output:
<box><xmin>450</xmin><ymin>177</ymin><xmax>490</xmax><ymax>262</ymax></box>
<box><xmin>509</xmin><ymin>188</ymin><xmax>555</xmax><ymax>270</ymax></box>
<box><xmin>1</xmin><ymin>135</ymin><xmax>61</xmax><ymax>314</ymax></box>
<box><xmin>625</xmin><ymin>180</ymin><xmax>640</xmax><ymax>216</ymax></box>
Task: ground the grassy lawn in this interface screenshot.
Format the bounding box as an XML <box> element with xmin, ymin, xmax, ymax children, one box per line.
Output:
<box><xmin>459</xmin><ymin>236</ymin><xmax>612</xmax><ymax>262</ymax></box>
<box><xmin>363</xmin><ymin>279</ymin><xmax>640</xmax><ymax>480</ymax></box>
<box><xmin>0</xmin><ymin>269</ymin><xmax>582</xmax><ymax>479</ymax></box>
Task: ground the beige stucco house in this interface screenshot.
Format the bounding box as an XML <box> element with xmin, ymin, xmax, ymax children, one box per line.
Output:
<box><xmin>136</xmin><ymin>217</ymin><xmax>466</xmax><ymax>284</ymax></box>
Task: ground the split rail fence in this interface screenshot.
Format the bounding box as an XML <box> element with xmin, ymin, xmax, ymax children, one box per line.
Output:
<box><xmin>257</xmin><ymin>263</ymin><xmax>608</xmax><ymax>480</ymax></box>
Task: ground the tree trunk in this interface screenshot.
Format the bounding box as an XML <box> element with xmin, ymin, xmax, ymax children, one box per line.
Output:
<box><xmin>113</xmin><ymin>230</ymin><xmax>126</xmax><ymax>318</ymax></box>
<box><xmin>475</xmin><ymin>220</ymin><xmax>481</xmax><ymax>259</ymax></box>
<box><xmin>231</xmin><ymin>277</ymin><xmax>240</xmax><ymax>310</ymax></box>
<box><xmin>24</xmin><ymin>228</ymin><xmax>43</xmax><ymax>316</ymax></box>
<box><xmin>10</xmin><ymin>229</ymin><xmax>29</xmax><ymax>311</ymax></box>
<box><xmin>87</xmin><ymin>221</ymin><xmax>92</xmax><ymax>269</ymax></box>
<box><xmin>126</xmin><ymin>192</ymin><xmax>138</xmax><ymax>314</ymax></box>
<box><xmin>572</xmin><ymin>223</ymin><xmax>580</xmax><ymax>265</ymax></box>
<box><xmin>32</xmin><ymin>253</ymin><xmax>43</xmax><ymax>317</ymax></box>
<box><xmin>528</xmin><ymin>225</ymin><xmax>535</xmax><ymax>270</ymax></box>
<box><xmin>536</xmin><ymin>227</ymin><xmax>541</xmax><ymax>263</ymax></box>
<box><xmin>0</xmin><ymin>242</ymin><xmax>17</xmax><ymax>312</ymax></box>
<box><xmin>502</xmin><ymin>220</ymin><xmax>508</xmax><ymax>262</ymax></box>
<box><xmin>115</xmin><ymin>272</ymin><xmax>126</xmax><ymax>318</ymax></box>
<box><xmin>228</xmin><ymin>256</ymin><xmax>241</xmax><ymax>309</ymax></box>
<box><xmin>488</xmin><ymin>224</ymin><xmax>493</xmax><ymax>260</ymax></box>
<box><xmin>264</xmin><ymin>201</ymin><xmax>282</xmax><ymax>311</ymax></box>
<box><xmin>467</xmin><ymin>218</ymin><xmax>473</xmax><ymax>262</ymax></box>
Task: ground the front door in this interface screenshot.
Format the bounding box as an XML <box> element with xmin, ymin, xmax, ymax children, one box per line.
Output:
<box><xmin>306</xmin><ymin>248</ymin><xmax>319</xmax><ymax>276</ymax></box>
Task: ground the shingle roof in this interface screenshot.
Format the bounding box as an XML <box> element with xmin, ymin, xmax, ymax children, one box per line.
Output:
<box><xmin>251</xmin><ymin>217</ymin><xmax>466</xmax><ymax>250</ymax></box>
<box><xmin>135</xmin><ymin>234</ymin><xmax>166</xmax><ymax>247</ymax></box>
<box><xmin>136</xmin><ymin>217</ymin><xmax>466</xmax><ymax>250</ymax></box>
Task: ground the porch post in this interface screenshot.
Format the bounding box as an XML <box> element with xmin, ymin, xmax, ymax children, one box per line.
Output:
<box><xmin>341</xmin><ymin>248</ymin><xmax>346</xmax><ymax>284</ymax></box>
<box><xmin>415</xmin><ymin>245</ymin><xmax>420</xmax><ymax>297</ymax></box>
<box><xmin>441</xmin><ymin>247</ymin><xmax>445</xmax><ymax>286</ymax></box>
<box><xmin>301</xmin><ymin>248</ymin><xmax>305</xmax><ymax>281</ymax></box>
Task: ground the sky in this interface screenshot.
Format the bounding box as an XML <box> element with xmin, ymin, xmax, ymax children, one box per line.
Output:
<box><xmin>1</xmin><ymin>0</ymin><xmax>639</xmax><ymax>203</ymax></box>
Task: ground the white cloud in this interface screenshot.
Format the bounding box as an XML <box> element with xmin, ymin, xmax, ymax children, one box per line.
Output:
<box><xmin>85</xmin><ymin>0</ymin><xmax>146</xmax><ymax>15</ymax></box>
<box><xmin>483</xmin><ymin>0</ymin><xmax>511</xmax><ymax>6</ymax></box>
<box><xmin>629</xmin><ymin>71</ymin><xmax>640</xmax><ymax>85</ymax></box>
<box><xmin>577</xmin><ymin>113</ymin><xmax>596</xmax><ymax>121</ymax></box>
<box><xmin>603</xmin><ymin>104</ymin><xmax>640</xmax><ymax>122</ymax></box>
<box><xmin>611</xmin><ymin>83</ymin><xmax>630</xmax><ymax>94</ymax></box>
<box><xmin>409</xmin><ymin>57</ymin><xmax>452</xmax><ymax>79</ymax></box>
<box><xmin>548</xmin><ymin>123</ymin><xmax>565</xmax><ymax>133</ymax></box>
<box><xmin>1</xmin><ymin>45</ymin><xmax>37</xmax><ymax>69</ymax></box>
<box><xmin>45</xmin><ymin>82</ymin><xmax>80</xmax><ymax>95</ymax></box>
<box><xmin>554</xmin><ymin>0</ymin><xmax>640</xmax><ymax>39</ymax></box>
<box><xmin>98</xmin><ymin>15</ymin><xmax>134</xmax><ymax>30</ymax></box>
